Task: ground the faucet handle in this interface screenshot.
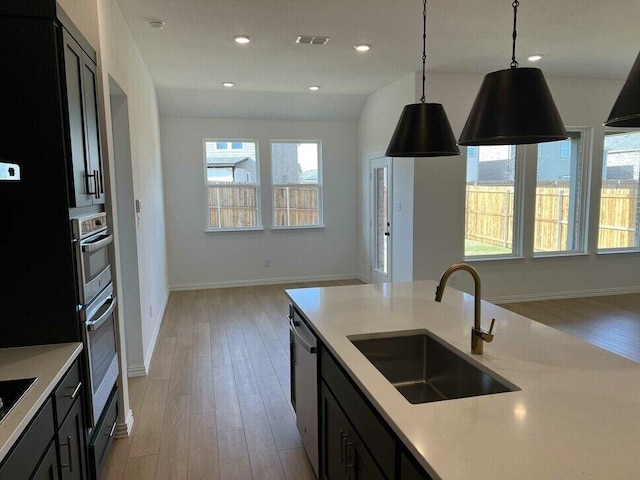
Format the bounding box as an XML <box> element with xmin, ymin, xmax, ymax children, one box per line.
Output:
<box><xmin>481</xmin><ymin>318</ymin><xmax>496</xmax><ymax>343</ymax></box>
<box><xmin>488</xmin><ymin>318</ymin><xmax>495</xmax><ymax>335</ymax></box>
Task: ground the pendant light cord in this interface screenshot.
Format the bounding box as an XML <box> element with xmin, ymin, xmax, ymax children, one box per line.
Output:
<box><xmin>510</xmin><ymin>0</ymin><xmax>519</xmax><ymax>68</ymax></box>
<box><xmin>421</xmin><ymin>0</ymin><xmax>427</xmax><ymax>103</ymax></box>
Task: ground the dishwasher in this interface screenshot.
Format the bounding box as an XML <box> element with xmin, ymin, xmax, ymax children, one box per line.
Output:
<box><xmin>288</xmin><ymin>304</ymin><xmax>319</xmax><ymax>477</ymax></box>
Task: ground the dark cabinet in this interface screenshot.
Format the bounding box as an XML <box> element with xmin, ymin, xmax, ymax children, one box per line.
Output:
<box><xmin>0</xmin><ymin>360</ymin><xmax>87</xmax><ymax>480</ymax></box>
<box><xmin>0</xmin><ymin>399</ymin><xmax>55</xmax><ymax>480</ymax></box>
<box><xmin>62</xmin><ymin>28</ymin><xmax>105</xmax><ymax>207</ymax></box>
<box><xmin>57</xmin><ymin>397</ymin><xmax>87</xmax><ymax>480</ymax></box>
<box><xmin>88</xmin><ymin>385</ymin><xmax>119</xmax><ymax>480</ymax></box>
<box><xmin>318</xmin><ymin>344</ymin><xmax>433</xmax><ymax>480</ymax></box>
<box><xmin>32</xmin><ymin>442</ymin><xmax>61</xmax><ymax>480</ymax></box>
<box><xmin>320</xmin><ymin>383</ymin><xmax>384</xmax><ymax>480</ymax></box>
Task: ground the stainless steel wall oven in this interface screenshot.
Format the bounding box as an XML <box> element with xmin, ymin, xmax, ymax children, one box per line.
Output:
<box><xmin>72</xmin><ymin>212</ymin><xmax>119</xmax><ymax>427</ymax></box>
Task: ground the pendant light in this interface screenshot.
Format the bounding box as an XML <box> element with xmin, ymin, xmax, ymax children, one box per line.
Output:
<box><xmin>385</xmin><ymin>0</ymin><xmax>460</xmax><ymax>157</ymax></box>
<box><xmin>458</xmin><ymin>0</ymin><xmax>567</xmax><ymax>146</ymax></box>
<box><xmin>604</xmin><ymin>50</ymin><xmax>640</xmax><ymax>127</ymax></box>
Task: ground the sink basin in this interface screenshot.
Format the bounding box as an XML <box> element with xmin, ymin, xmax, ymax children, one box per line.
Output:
<box><xmin>349</xmin><ymin>331</ymin><xmax>518</xmax><ymax>404</ymax></box>
<box><xmin>0</xmin><ymin>377</ymin><xmax>37</xmax><ymax>424</ymax></box>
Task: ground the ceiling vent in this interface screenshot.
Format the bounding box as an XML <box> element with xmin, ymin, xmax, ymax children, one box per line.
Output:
<box><xmin>296</xmin><ymin>35</ymin><xmax>330</xmax><ymax>45</ymax></box>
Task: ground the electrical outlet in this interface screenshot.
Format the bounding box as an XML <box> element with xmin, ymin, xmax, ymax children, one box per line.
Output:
<box><xmin>264</xmin><ymin>259</ymin><xmax>272</xmax><ymax>267</ymax></box>
<box><xmin>449</xmin><ymin>275</ymin><xmax>458</xmax><ymax>286</ymax></box>
<box><xmin>149</xmin><ymin>305</ymin><xmax>153</xmax><ymax>317</ymax></box>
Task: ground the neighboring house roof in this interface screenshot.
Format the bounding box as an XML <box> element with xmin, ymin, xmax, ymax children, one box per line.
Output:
<box><xmin>206</xmin><ymin>156</ymin><xmax>252</xmax><ymax>166</ymax></box>
<box><xmin>299</xmin><ymin>169</ymin><xmax>318</xmax><ymax>182</ymax></box>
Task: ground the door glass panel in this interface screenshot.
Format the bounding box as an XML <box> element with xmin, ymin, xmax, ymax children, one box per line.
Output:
<box><xmin>375</xmin><ymin>166</ymin><xmax>389</xmax><ymax>274</ymax></box>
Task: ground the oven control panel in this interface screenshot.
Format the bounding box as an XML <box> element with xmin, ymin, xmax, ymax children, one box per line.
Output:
<box><xmin>74</xmin><ymin>212</ymin><xmax>108</xmax><ymax>240</ymax></box>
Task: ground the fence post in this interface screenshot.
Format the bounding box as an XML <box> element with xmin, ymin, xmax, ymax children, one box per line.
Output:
<box><xmin>503</xmin><ymin>189</ymin><xmax>510</xmax><ymax>248</ymax></box>
<box><xmin>556</xmin><ymin>189</ymin><xmax>564</xmax><ymax>251</ymax></box>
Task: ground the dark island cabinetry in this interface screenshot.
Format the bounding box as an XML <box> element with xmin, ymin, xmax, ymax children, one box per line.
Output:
<box><xmin>319</xmin><ymin>345</ymin><xmax>433</xmax><ymax>480</ymax></box>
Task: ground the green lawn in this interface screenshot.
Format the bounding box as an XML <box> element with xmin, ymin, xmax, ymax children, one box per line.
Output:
<box><xmin>465</xmin><ymin>239</ymin><xmax>511</xmax><ymax>256</ymax></box>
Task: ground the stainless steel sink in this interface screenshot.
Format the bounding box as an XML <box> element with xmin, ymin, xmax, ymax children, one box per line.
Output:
<box><xmin>349</xmin><ymin>331</ymin><xmax>518</xmax><ymax>404</ymax></box>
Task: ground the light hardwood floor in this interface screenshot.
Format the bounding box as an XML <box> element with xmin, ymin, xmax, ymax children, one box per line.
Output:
<box><xmin>101</xmin><ymin>279</ymin><xmax>364</xmax><ymax>480</ymax></box>
<box><xmin>101</xmin><ymin>283</ymin><xmax>640</xmax><ymax>479</ymax></box>
<box><xmin>501</xmin><ymin>293</ymin><xmax>640</xmax><ymax>363</ymax></box>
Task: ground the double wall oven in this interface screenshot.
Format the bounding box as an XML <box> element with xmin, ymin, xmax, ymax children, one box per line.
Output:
<box><xmin>72</xmin><ymin>212</ymin><xmax>119</xmax><ymax>428</ymax></box>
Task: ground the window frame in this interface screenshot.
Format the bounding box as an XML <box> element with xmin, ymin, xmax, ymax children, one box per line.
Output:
<box><xmin>203</xmin><ymin>138</ymin><xmax>263</xmax><ymax>232</ymax></box>
<box><xmin>464</xmin><ymin>144</ymin><xmax>524</xmax><ymax>261</ymax></box>
<box><xmin>532</xmin><ymin>128</ymin><xmax>591</xmax><ymax>258</ymax></box>
<box><xmin>464</xmin><ymin>128</ymin><xmax>592</xmax><ymax>262</ymax></box>
<box><xmin>597</xmin><ymin>128</ymin><xmax>640</xmax><ymax>253</ymax></box>
<box><xmin>270</xmin><ymin>140</ymin><xmax>324</xmax><ymax>230</ymax></box>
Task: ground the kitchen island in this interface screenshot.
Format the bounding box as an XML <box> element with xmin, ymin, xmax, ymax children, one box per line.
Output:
<box><xmin>286</xmin><ymin>280</ymin><xmax>640</xmax><ymax>479</ymax></box>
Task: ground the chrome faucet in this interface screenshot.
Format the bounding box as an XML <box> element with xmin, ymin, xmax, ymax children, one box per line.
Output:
<box><xmin>435</xmin><ymin>263</ymin><xmax>495</xmax><ymax>354</ymax></box>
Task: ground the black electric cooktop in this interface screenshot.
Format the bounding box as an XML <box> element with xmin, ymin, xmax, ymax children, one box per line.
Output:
<box><xmin>0</xmin><ymin>378</ymin><xmax>37</xmax><ymax>424</ymax></box>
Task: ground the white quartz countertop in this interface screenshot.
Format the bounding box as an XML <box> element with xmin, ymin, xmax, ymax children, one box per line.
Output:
<box><xmin>286</xmin><ymin>281</ymin><xmax>640</xmax><ymax>480</ymax></box>
<box><xmin>0</xmin><ymin>342</ymin><xmax>83</xmax><ymax>463</ymax></box>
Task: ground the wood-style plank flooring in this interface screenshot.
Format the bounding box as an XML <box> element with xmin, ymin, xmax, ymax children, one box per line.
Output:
<box><xmin>101</xmin><ymin>279</ymin><xmax>363</xmax><ymax>480</ymax></box>
<box><xmin>501</xmin><ymin>293</ymin><xmax>640</xmax><ymax>363</ymax></box>
<box><xmin>102</xmin><ymin>283</ymin><xmax>640</xmax><ymax>480</ymax></box>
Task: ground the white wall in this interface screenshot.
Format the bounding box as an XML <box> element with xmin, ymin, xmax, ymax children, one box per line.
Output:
<box><xmin>98</xmin><ymin>0</ymin><xmax>169</xmax><ymax>380</ymax></box>
<box><xmin>357</xmin><ymin>74</ymin><xmax>416</xmax><ymax>282</ymax></box>
<box><xmin>160</xmin><ymin>117</ymin><xmax>359</xmax><ymax>288</ymax></box>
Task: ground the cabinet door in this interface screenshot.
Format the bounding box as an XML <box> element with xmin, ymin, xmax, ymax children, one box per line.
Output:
<box><xmin>349</xmin><ymin>430</ymin><xmax>385</xmax><ymax>480</ymax></box>
<box><xmin>320</xmin><ymin>383</ymin><xmax>350</xmax><ymax>480</ymax></box>
<box><xmin>58</xmin><ymin>398</ymin><xmax>87</xmax><ymax>480</ymax></box>
<box><xmin>81</xmin><ymin>56</ymin><xmax>104</xmax><ymax>205</ymax></box>
<box><xmin>32</xmin><ymin>441</ymin><xmax>61</xmax><ymax>480</ymax></box>
<box><xmin>62</xmin><ymin>28</ymin><xmax>104</xmax><ymax>207</ymax></box>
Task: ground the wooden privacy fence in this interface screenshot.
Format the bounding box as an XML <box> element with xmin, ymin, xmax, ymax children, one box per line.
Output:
<box><xmin>466</xmin><ymin>183</ymin><xmax>638</xmax><ymax>251</ymax></box>
<box><xmin>207</xmin><ymin>185</ymin><xmax>319</xmax><ymax>228</ymax></box>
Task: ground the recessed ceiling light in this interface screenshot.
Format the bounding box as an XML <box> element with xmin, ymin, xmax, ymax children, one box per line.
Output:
<box><xmin>309</xmin><ymin>85</ymin><xmax>320</xmax><ymax>91</ymax></box>
<box><xmin>234</xmin><ymin>35</ymin><xmax>251</xmax><ymax>44</ymax></box>
<box><xmin>354</xmin><ymin>44</ymin><xmax>371</xmax><ymax>52</ymax></box>
<box><xmin>528</xmin><ymin>54</ymin><xmax>543</xmax><ymax>62</ymax></box>
<box><xmin>148</xmin><ymin>20</ymin><xmax>166</xmax><ymax>30</ymax></box>
<box><xmin>222</xmin><ymin>82</ymin><xmax>235</xmax><ymax>88</ymax></box>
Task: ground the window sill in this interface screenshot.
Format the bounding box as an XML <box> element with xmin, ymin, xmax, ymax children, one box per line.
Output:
<box><xmin>532</xmin><ymin>252</ymin><xmax>590</xmax><ymax>259</ymax></box>
<box><xmin>465</xmin><ymin>255</ymin><xmax>526</xmax><ymax>263</ymax></box>
<box><xmin>270</xmin><ymin>225</ymin><xmax>326</xmax><ymax>231</ymax></box>
<box><xmin>205</xmin><ymin>227</ymin><xmax>265</xmax><ymax>233</ymax></box>
<box><xmin>597</xmin><ymin>248</ymin><xmax>640</xmax><ymax>256</ymax></box>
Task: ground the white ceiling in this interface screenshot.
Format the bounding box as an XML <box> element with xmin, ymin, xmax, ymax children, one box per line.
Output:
<box><xmin>115</xmin><ymin>0</ymin><xmax>640</xmax><ymax>118</ymax></box>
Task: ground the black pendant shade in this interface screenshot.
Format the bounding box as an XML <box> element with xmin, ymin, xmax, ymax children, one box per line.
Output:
<box><xmin>459</xmin><ymin>67</ymin><xmax>567</xmax><ymax>146</ymax></box>
<box><xmin>605</xmin><ymin>50</ymin><xmax>640</xmax><ymax>127</ymax></box>
<box><xmin>386</xmin><ymin>103</ymin><xmax>461</xmax><ymax>157</ymax></box>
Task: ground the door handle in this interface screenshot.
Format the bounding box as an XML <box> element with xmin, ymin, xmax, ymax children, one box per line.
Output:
<box><xmin>60</xmin><ymin>435</ymin><xmax>74</xmax><ymax>472</ymax></box>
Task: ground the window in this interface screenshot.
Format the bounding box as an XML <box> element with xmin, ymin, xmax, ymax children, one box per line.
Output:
<box><xmin>465</xmin><ymin>145</ymin><xmax>518</xmax><ymax>257</ymax></box>
<box><xmin>204</xmin><ymin>139</ymin><xmax>260</xmax><ymax>230</ymax></box>
<box><xmin>598</xmin><ymin>131</ymin><xmax>640</xmax><ymax>250</ymax></box>
<box><xmin>534</xmin><ymin>132</ymin><xmax>586</xmax><ymax>254</ymax></box>
<box><xmin>271</xmin><ymin>141</ymin><xmax>322</xmax><ymax>227</ymax></box>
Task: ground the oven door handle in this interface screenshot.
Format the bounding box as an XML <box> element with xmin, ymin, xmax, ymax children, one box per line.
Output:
<box><xmin>81</xmin><ymin>233</ymin><xmax>113</xmax><ymax>253</ymax></box>
<box><xmin>87</xmin><ymin>295</ymin><xmax>117</xmax><ymax>331</ymax></box>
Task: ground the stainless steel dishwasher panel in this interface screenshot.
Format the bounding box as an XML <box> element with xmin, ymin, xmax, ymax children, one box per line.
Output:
<box><xmin>289</xmin><ymin>307</ymin><xmax>319</xmax><ymax>478</ymax></box>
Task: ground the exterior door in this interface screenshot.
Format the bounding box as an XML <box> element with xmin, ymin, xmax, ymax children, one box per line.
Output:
<box><xmin>371</xmin><ymin>157</ymin><xmax>392</xmax><ymax>283</ymax></box>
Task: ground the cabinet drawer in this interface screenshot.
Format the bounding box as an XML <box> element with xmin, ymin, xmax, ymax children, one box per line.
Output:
<box><xmin>54</xmin><ymin>359</ymin><xmax>82</xmax><ymax>426</ymax></box>
<box><xmin>320</xmin><ymin>345</ymin><xmax>395</xmax><ymax>478</ymax></box>
<box><xmin>89</xmin><ymin>386</ymin><xmax>118</xmax><ymax>480</ymax></box>
<box><xmin>0</xmin><ymin>397</ymin><xmax>55</xmax><ymax>480</ymax></box>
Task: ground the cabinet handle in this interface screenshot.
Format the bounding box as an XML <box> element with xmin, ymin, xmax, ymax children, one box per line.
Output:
<box><xmin>345</xmin><ymin>438</ymin><xmax>355</xmax><ymax>471</ymax></box>
<box><xmin>93</xmin><ymin>170</ymin><xmax>100</xmax><ymax>199</ymax></box>
<box><xmin>340</xmin><ymin>429</ymin><xmax>347</xmax><ymax>466</ymax></box>
<box><xmin>67</xmin><ymin>381</ymin><xmax>82</xmax><ymax>400</ymax></box>
<box><xmin>107</xmin><ymin>420</ymin><xmax>117</xmax><ymax>437</ymax></box>
<box><xmin>60</xmin><ymin>435</ymin><xmax>74</xmax><ymax>472</ymax></box>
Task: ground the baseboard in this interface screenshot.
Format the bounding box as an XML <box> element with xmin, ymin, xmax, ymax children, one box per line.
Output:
<box><xmin>137</xmin><ymin>289</ymin><xmax>169</xmax><ymax>375</ymax></box>
<box><xmin>169</xmin><ymin>273</ymin><xmax>362</xmax><ymax>291</ymax></box>
<box><xmin>356</xmin><ymin>273</ymin><xmax>371</xmax><ymax>284</ymax></box>
<box><xmin>490</xmin><ymin>285</ymin><xmax>640</xmax><ymax>304</ymax></box>
<box><xmin>114</xmin><ymin>408</ymin><xmax>134</xmax><ymax>438</ymax></box>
